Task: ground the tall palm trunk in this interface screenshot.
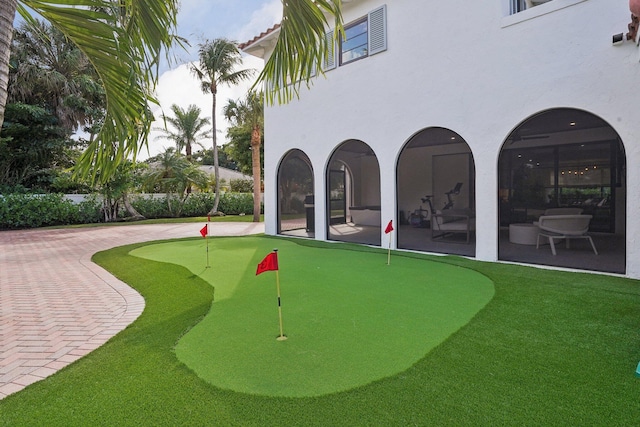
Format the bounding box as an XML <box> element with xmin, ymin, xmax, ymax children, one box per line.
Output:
<box><xmin>251</xmin><ymin>125</ymin><xmax>262</xmax><ymax>222</ymax></box>
<box><xmin>185</xmin><ymin>142</ymin><xmax>193</xmax><ymax>194</ymax></box>
<box><xmin>210</xmin><ymin>83</ymin><xmax>221</xmax><ymax>214</ymax></box>
<box><xmin>0</xmin><ymin>0</ymin><xmax>18</xmax><ymax>132</ymax></box>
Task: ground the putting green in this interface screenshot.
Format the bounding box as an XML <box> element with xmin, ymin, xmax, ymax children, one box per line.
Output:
<box><xmin>131</xmin><ymin>237</ymin><xmax>494</xmax><ymax>397</ymax></box>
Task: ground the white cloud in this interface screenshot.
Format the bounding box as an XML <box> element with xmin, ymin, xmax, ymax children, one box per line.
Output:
<box><xmin>233</xmin><ymin>0</ymin><xmax>282</xmax><ymax>43</ymax></box>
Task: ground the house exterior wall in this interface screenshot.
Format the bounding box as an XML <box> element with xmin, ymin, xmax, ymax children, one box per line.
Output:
<box><xmin>255</xmin><ymin>0</ymin><xmax>640</xmax><ymax>277</ymax></box>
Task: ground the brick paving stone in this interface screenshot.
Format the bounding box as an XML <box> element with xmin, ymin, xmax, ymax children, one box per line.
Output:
<box><xmin>0</xmin><ymin>222</ymin><xmax>263</xmax><ymax>399</ymax></box>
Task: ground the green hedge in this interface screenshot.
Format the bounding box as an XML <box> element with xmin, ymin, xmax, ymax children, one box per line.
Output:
<box><xmin>0</xmin><ymin>193</ymin><xmax>102</xmax><ymax>229</ymax></box>
<box><xmin>0</xmin><ymin>192</ymin><xmax>259</xmax><ymax>229</ymax></box>
<box><xmin>230</xmin><ymin>179</ymin><xmax>253</xmax><ymax>193</ymax></box>
<box><xmin>131</xmin><ymin>193</ymin><xmax>259</xmax><ymax>218</ymax></box>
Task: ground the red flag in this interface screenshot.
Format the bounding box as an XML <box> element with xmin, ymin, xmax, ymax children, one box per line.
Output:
<box><xmin>256</xmin><ymin>252</ymin><xmax>278</xmax><ymax>275</ymax></box>
<box><xmin>200</xmin><ymin>224</ymin><xmax>208</xmax><ymax>238</ymax></box>
<box><xmin>385</xmin><ymin>220</ymin><xmax>394</xmax><ymax>234</ymax></box>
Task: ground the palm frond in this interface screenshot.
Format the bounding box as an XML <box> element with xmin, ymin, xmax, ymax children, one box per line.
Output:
<box><xmin>257</xmin><ymin>0</ymin><xmax>343</xmax><ymax>105</ymax></box>
<box><xmin>21</xmin><ymin>0</ymin><xmax>180</xmax><ymax>183</ymax></box>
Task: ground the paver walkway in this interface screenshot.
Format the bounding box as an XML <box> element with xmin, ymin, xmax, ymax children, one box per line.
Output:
<box><xmin>0</xmin><ymin>222</ymin><xmax>264</xmax><ymax>399</ymax></box>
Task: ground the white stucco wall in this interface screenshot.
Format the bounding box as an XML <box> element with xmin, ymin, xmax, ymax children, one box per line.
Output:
<box><xmin>257</xmin><ymin>0</ymin><xmax>640</xmax><ymax>277</ymax></box>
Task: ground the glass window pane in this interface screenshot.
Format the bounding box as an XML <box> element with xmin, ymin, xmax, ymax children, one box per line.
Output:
<box><xmin>341</xmin><ymin>19</ymin><xmax>368</xmax><ymax>64</ymax></box>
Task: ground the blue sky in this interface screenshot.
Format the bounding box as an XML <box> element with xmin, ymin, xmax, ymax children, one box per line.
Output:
<box><xmin>170</xmin><ymin>0</ymin><xmax>281</xmax><ymax>67</ymax></box>
<box><xmin>150</xmin><ymin>0</ymin><xmax>282</xmax><ymax>158</ymax></box>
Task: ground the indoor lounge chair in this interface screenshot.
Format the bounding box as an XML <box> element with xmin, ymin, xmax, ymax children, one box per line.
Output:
<box><xmin>431</xmin><ymin>209</ymin><xmax>475</xmax><ymax>244</ymax></box>
<box><xmin>536</xmin><ymin>214</ymin><xmax>598</xmax><ymax>255</ymax></box>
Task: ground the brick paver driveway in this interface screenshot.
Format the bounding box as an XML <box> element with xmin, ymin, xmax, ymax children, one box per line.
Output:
<box><xmin>0</xmin><ymin>222</ymin><xmax>263</xmax><ymax>399</ymax></box>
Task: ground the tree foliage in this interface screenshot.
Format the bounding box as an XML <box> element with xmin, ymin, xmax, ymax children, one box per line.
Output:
<box><xmin>0</xmin><ymin>0</ymin><xmax>182</xmax><ymax>183</ymax></box>
<box><xmin>0</xmin><ymin>102</ymin><xmax>80</xmax><ymax>191</ymax></box>
<box><xmin>256</xmin><ymin>0</ymin><xmax>344</xmax><ymax>105</ymax></box>
<box><xmin>224</xmin><ymin>125</ymin><xmax>263</xmax><ymax>177</ymax></box>
<box><xmin>9</xmin><ymin>19</ymin><xmax>105</xmax><ymax>137</ymax></box>
<box><xmin>142</xmin><ymin>148</ymin><xmax>208</xmax><ymax>217</ymax></box>
<box><xmin>223</xmin><ymin>90</ymin><xmax>264</xmax><ymax>221</ymax></box>
<box><xmin>154</xmin><ymin>104</ymin><xmax>211</xmax><ymax>162</ymax></box>
<box><xmin>96</xmin><ymin>160</ymin><xmax>147</xmax><ymax>221</ymax></box>
<box><xmin>193</xmin><ymin>147</ymin><xmax>238</xmax><ymax>170</ymax></box>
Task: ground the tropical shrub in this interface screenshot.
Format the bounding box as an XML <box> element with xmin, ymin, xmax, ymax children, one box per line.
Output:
<box><xmin>230</xmin><ymin>179</ymin><xmax>253</xmax><ymax>193</ymax></box>
<box><xmin>76</xmin><ymin>194</ymin><xmax>103</xmax><ymax>224</ymax></box>
<box><xmin>218</xmin><ymin>192</ymin><xmax>256</xmax><ymax>215</ymax></box>
<box><xmin>130</xmin><ymin>195</ymin><xmax>170</xmax><ymax>219</ymax></box>
<box><xmin>0</xmin><ymin>193</ymin><xmax>101</xmax><ymax>229</ymax></box>
<box><xmin>131</xmin><ymin>192</ymin><xmax>258</xmax><ymax>218</ymax></box>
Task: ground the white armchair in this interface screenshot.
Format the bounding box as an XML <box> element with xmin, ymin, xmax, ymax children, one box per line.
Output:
<box><xmin>431</xmin><ymin>209</ymin><xmax>475</xmax><ymax>244</ymax></box>
<box><xmin>536</xmin><ymin>214</ymin><xmax>598</xmax><ymax>255</ymax></box>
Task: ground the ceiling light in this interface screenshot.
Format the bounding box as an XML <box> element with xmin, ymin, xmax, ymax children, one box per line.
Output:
<box><xmin>570</xmin><ymin>122</ymin><xmax>576</xmax><ymax>126</ymax></box>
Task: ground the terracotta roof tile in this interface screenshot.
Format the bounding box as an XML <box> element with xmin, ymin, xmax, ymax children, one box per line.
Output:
<box><xmin>238</xmin><ymin>23</ymin><xmax>281</xmax><ymax>50</ymax></box>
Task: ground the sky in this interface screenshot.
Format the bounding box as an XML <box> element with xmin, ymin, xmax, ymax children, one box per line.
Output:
<box><xmin>145</xmin><ymin>0</ymin><xmax>282</xmax><ymax>159</ymax></box>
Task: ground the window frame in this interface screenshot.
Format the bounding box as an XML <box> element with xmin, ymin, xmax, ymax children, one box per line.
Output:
<box><xmin>502</xmin><ymin>0</ymin><xmax>588</xmax><ymax>27</ymax></box>
<box><xmin>339</xmin><ymin>16</ymin><xmax>369</xmax><ymax>66</ymax></box>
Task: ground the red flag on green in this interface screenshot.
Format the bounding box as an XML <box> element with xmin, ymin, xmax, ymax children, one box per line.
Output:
<box><xmin>385</xmin><ymin>220</ymin><xmax>394</xmax><ymax>234</ymax></box>
<box><xmin>200</xmin><ymin>224</ymin><xmax>208</xmax><ymax>238</ymax></box>
<box><xmin>256</xmin><ymin>252</ymin><xmax>278</xmax><ymax>275</ymax></box>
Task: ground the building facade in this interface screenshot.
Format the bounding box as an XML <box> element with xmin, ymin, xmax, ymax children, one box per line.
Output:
<box><xmin>242</xmin><ymin>0</ymin><xmax>640</xmax><ymax>278</ymax></box>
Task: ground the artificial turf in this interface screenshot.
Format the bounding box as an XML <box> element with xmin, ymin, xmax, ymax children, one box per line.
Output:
<box><xmin>0</xmin><ymin>236</ymin><xmax>639</xmax><ymax>426</ymax></box>
<box><xmin>130</xmin><ymin>238</ymin><xmax>494</xmax><ymax>397</ymax></box>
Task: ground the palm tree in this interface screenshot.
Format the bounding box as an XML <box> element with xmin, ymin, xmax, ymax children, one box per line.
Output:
<box><xmin>224</xmin><ymin>91</ymin><xmax>264</xmax><ymax>222</ymax></box>
<box><xmin>155</xmin><ymin>104</ymin><xmax>211</xmax><ymax>162</ymax></box>
<box><xmin>9</xmin><ymin>19</ymin><xmax>105</xmax><ymax>135</ymax></box>
<box><xmin>1</xmin><ymin>0</ymin><xmax>341</xmax><ymax>182</ymax></box>
<box><xmin>191</xmin><ymin>38</ymin><xmax>254</xmax><ymax>215</ymax></box>
<box><xmin>0</xmin><ymin>0</ymin><xmax>180</xmax><ymax>182</ymax></box>
<box><xmin>143</xmin><ymin>148</ymin><xmax>208</xmax><ymax>217</ymax></box>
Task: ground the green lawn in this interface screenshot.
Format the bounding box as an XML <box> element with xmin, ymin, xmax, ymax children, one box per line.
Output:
<box><xmin>1</xmin><ymin>236</ymin><xmax>639</xmax><ymax>426</ymax></box>
<box><xmin>131</xmin><ymin>238</ymin><xmax>494</xmax><ymax>397</ymax></box>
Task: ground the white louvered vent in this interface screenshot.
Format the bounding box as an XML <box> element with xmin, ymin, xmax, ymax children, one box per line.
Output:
<box><xmin>323</xmin><ymin>31</ymin><xmax>337</xmax><ymax>71</ymax></box>
<box><xmin>368</xmin><ymin>5</ymin><xmax>387</xmax><ymax>56</ymax></box>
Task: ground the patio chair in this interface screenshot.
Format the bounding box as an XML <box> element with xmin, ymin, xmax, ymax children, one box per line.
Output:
<box><xmin>536</xmin><ymin>214</ymin><xmax>598</xmax><ymax>255</ymax></box>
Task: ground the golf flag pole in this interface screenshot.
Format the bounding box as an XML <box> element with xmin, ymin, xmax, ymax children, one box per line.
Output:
<box><xmin>275</xmin><ymin>256</ymin><xmax>286</xmax><ymax>341</ymax></box>
<box><xmin>385</xmin><ymin>220</ymin><xmax>394</xmax><ymax>265</ymax></box>
<box><xmin>256</xmin><ymin>249</ymin><xmax>286</xmax><ymax>341</ymax></box>
<box><xmin>200</xmin><ymin>221</ymin><xmax>209</xmax><ymax>268</ymax></box>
